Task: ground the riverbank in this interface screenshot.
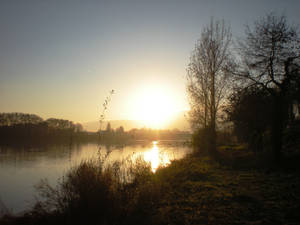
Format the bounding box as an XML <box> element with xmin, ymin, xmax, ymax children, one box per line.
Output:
<box><xmin>1</xmin><ymin>148</ymin><xmax>300</xmax><ymax>225</ymax></box>
<box><xmin>155</xmin><ymin>152</ymin><xmax>300</xmax><ymax>225</ymax></box>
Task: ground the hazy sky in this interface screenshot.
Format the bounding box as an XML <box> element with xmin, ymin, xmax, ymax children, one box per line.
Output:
<box><xmin>1</xmin><ymin>0</ymin><xmax>300</xmax><ymax>123</ymax></box>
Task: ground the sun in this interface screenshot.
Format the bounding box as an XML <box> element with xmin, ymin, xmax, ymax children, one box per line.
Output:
<box><xmin>129</xmin><ymin>85</ymin><xmax>178</xmax><ymax>129</ymax></box>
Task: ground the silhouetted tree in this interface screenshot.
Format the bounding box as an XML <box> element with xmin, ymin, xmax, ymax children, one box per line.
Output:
<box><xmin>187</xmin><ymin>19</ymin><xmax>234</xmax><ymax>153</ymax></box>
<box><xmin>235</xmin><ymin>13</ymin><xmax>300</xmax><ymax>161</ymax></box>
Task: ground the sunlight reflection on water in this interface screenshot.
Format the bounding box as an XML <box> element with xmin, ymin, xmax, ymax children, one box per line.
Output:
<box><xmin>143</xmin><ymin>141</ymin><xmax>170</xmax><ymax>172</ymax></box>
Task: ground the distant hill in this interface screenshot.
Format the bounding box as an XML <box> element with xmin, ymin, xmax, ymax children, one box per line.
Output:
<box><xmin>82</xmin><ymin>111</ymin><xmax>190</xmax><ymax>132</ymax></box>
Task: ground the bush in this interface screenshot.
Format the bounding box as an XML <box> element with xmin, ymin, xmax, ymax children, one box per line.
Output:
<box><xmin>29</xmin><ymin>158</ymin><xmax>163</xmax><ymax>225</ymax></box>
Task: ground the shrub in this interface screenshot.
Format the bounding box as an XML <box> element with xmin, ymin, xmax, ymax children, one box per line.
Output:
<box><xmin>31</xmin><ymin>157</ymin><xmax>163</xmax><ymax>225</ymax></box>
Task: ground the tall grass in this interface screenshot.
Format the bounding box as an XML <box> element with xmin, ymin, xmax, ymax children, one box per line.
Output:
<box><xmin>26</xmin><ymin>156</ymin><xmax>163</xmax><ymax>225</ymax></box>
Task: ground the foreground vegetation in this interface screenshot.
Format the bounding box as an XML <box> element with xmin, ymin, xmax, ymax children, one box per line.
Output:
<box><xmin>1</xmin><ymin>146</ymin><xmax>300</xmax><ymax>225</ymax></box>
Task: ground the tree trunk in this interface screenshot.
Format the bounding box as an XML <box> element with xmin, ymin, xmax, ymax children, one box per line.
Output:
<box><xmin>204</xmin><ymin>97</ymin><xmax>207</xmax><ymax>128</ymax></box>
<box><xmin>210</xmin><ymin>71</ymin><xmax>217</xmax><ymax>154</ymax></box>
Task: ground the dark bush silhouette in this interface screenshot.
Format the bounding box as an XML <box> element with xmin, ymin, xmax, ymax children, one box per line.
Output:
<box><xmin>225</xmin><ymin>87</ymin><xmax>273</xmax><ymax>152</ymax></box>
<box><xmin>29</xmin><ymin>159</ymin><xmax>162</xmax><ymax>225</ymax></box>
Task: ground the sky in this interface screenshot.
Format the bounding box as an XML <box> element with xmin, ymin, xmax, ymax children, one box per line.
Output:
<box><xmin>1</xmin><ymin>0</ymin><xmax>300</xmax><ymax>124</ymax></box>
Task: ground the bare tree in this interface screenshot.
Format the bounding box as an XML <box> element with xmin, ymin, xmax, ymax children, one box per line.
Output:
<box><xmin>187</xmin><ymin>19</ymin><xmax>233</xmax><ymax>152</ymax></box>
<box><xmin>236</xmin><ymin>13</ymin><xmax>300</xmax><ymax>161</ymax></box>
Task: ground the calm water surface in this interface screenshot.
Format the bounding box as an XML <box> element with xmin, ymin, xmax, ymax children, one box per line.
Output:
<box><xmin>0</xmin><ymin>141</ymin><xmax>191</xmax><ymax>214</ymax></box>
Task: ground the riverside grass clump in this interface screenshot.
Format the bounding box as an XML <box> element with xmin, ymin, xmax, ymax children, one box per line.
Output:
<box><xmin>14</xmin><ymin>158</ymin><xmax>164</xmax><ymax>225</ymax></box>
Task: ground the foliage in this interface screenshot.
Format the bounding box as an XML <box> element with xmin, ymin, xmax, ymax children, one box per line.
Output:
<box><xmin>225</xmin><ymin>86</ymin><xmax>273</xmax><ymax>152</ymax></box>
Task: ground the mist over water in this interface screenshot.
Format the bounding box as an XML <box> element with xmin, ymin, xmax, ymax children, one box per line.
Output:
<box><xmin>0</xmin><ymin>141</ymin><xmax>191</xmax><ymax>213</ymax></box>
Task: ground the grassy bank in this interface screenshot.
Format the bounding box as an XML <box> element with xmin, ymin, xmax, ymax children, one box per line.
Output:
<box><xmin>155</xmin><ymin>152</ymin><xmax>300</xmax><ymax>225</ymax></box>
<box><xmin>1</xmin><ymin>148</ymin><xmax>300</xmax><ymax>225</ymax></box>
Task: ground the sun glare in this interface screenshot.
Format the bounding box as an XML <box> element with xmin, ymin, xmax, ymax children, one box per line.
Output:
<box><xmin>130</xmin><ymin>85</ymin><xmax>178</xmax><ymax>129</ymax></box>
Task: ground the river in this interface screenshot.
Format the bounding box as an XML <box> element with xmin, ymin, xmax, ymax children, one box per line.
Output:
<box><xmin>0</xmin><ymin>140</ymin><xmax>192</xmax><ymax>214</ymax></box>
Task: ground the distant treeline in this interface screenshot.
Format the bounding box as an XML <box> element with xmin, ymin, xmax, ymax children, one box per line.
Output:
<box><xmin>0</xmin><ymin>113</ymin><xmax>84</xmax><ymax>146</ymax></box>
<box><xmin>0</xmin><ymin>113</ymin><xmax>190</xmax><ymax>147</ymax></box>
